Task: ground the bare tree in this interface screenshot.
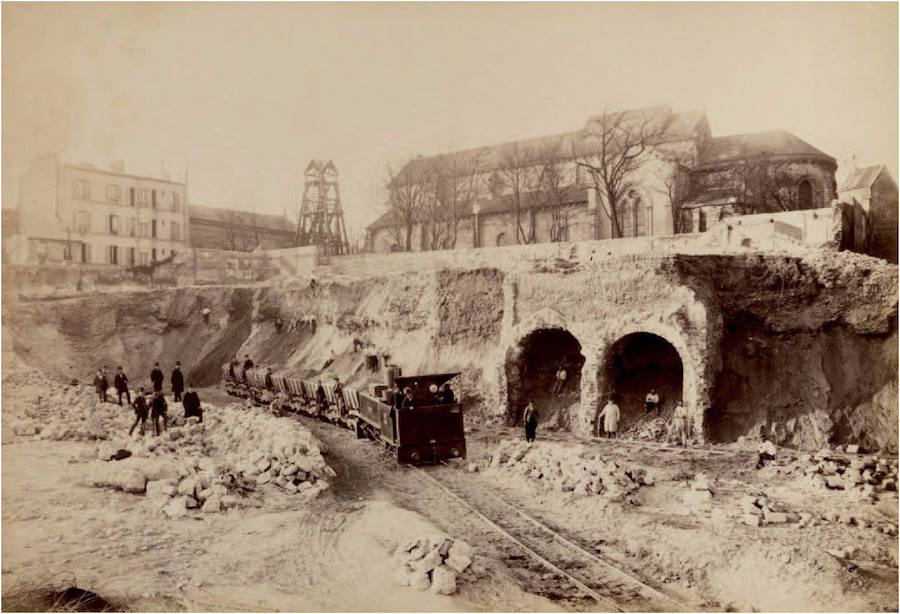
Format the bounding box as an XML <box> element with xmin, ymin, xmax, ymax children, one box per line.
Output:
<box><xmin>536</xmin><ymin>160</ymin><xmax>572</xmax><ymax>242</ymax></box>
<box><xmin>497</xmin><ymin>143</ymin><xmax>537</xmax><ymax>244</ymax></box>
<box><xmin>421</xmin><ymin>154</ymin><xmax>480</xmax><ymax>250</ymax></box>
<box><xmin>385</xmin><ymin>165</ymin><xmax>430</xmax><ymax>251</ymax></box>
<box><xmin>574</xmin><ymin>109</ymin><xmax>666</xmax><ymax>238</ymax></box>
<box><xmin>652</xmin><ymin>161</ymin><xmax>691</xmax><ymax>234</ymax></box>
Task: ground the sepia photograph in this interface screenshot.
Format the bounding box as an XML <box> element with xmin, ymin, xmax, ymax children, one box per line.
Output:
<box><xmin>1</xmin><ymin>2</ymin><xmax>898</xmax><ymax>612</ymax></box>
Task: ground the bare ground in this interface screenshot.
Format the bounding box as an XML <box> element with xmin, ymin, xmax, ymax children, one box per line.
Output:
<box><xmin>2</xmin><ymin>386</ymin><xmax>898</xmax><ymax>612</ymax></box>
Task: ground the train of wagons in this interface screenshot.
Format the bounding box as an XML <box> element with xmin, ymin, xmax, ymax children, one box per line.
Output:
<box><xmin>222</xmin><ymin>363</ymin><xmax>466</xmax><ymax>464</ymax></box>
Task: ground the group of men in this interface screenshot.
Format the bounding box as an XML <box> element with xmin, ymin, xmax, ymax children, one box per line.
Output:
<box><xmin>521</xmin><ymin>388</ymin><xmax>692</xmax><ymax>447</ymax></box>
<box><xmin>597</xmin><ymin>392</ymin><xmax>690</xmax><ymax>445</ymax></box>
<box><xmin>92</xmin><ymin>361</ymin><xmax>203</xmax><ymax>437</ymax></box>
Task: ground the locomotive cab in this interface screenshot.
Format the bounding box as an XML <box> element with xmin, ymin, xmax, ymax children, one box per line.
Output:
<box><xmin>353</xmin><ymin>372</ymin><xmax>466</xmax><ymax>464</ymax></box>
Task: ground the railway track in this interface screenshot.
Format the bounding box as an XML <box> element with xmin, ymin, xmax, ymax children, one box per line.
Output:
<box><xmin>413</xmin><ymin>461</ymin><xmax>695</xmax><ymax>612</ymax></box>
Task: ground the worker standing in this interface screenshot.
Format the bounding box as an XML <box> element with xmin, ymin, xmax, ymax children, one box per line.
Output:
<box><xmin>551</xmin><ymin>365</ymin><xmax>567</xmax><ymax>395</ymax></box>
<box><xmin>93</xmin><ymin>368</ymin><xmax>109</xmax><ymax>403</ymax></box>
<box><xmin>401</xmin><ymin>387</ymin><xmax>415</xmax><ymax>410</ymax></box>
<box><xmin>114</xmin><ymin>367</ymin><xmax>130</xmax><ymax>406</ymax></box>
<box><xmin>390</xmin><ymin>383</ymin><xmax>403</xmax><ymax>410</ymax></box>
<box><xmin>315</xmin><ymin>379</ymin><xmax>327</xmax><ymax>416</ymax></box>
<box><xmin>150</xmin><ymin>362</ymin><xmax>164</xmax><ymax>395</ymax></box>
<box><xmin>182</xmin><ymin>385</ymin><xmax>202</xmax><ymax>423</ymax></box>
<box><xmin>597</xmin><ymin>396</ymin><xmax>621</xmax><ymax>439</ymax></box>
<box><xmin>128</xmin><ymin>388</ymin><xmax>149</xmax><ymax>436</ymax></box>
<box><xmin>439</xmin><ymin>383</ymin><xmax>456</xmax><ymax>405</ymax></box>
<box><xmin>242</xmin><ymin>355</ymin><xmax>254</xmax><ymax>382</ymax></box>
<box><xmin>151</xmin><ymin>391</ymin><xmax>168</xmax><ymax>436</ymax></box>
<box><xmin>171</xmin><ymin>361</ymin><xmax>184</xmax><ymax>402</ymax></box>
<box><xmin>645</xmin><ymin>388</ymin><xmax>660</xmax><ymax>414</ymax></box>
<box><xmin>265</xmin><ymin>367</ymin><xmax>274</xmax><ymax>391</ymax></box>
<box><xmin>333</xmin><ymin>377</ymin><xmax>346</xmax><ymax>416</ymax></box>
<box><xmin>523</xmin><ymin>402</ymin><xmax>539</xmax><ymax>443</ymax></box>
<box><xmin>672</xmin><ymin>400</ymin><xmax>690</xmax><ymax>447</ymax></box>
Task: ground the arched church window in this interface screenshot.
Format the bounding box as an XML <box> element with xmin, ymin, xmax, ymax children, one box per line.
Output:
<box><xmin>618</xmin><ymin>189</ymin><xmax>648</xmax><ymax>237</ymax></box>
<box><xmin>798</xmin><ymin>179</ymin><xmax>814</xmax><ymax>210</ymax></box>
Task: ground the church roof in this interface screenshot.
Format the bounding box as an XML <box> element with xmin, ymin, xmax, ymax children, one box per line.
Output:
<box><xmin>840</xmin><ymin>164</ymin><xmax>887</xmax><ymax>191</ymax></box>
<box><xmin>368</xmin><ymin>186</ymin><xmax>590</xmax><ymax>231</ymax></box>
<box><xmin>392</xmin><ymin>107</ymin><xmax>707</xmax><ymax>186</ymax></box>
<box><xmin>697</xmin><ymin>130</ymin><xmax>835</xmax><ymax>169</ymax></box>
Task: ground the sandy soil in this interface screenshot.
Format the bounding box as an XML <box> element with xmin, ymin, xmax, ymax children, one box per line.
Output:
<box><xmin>1</xmin><ymin>423</ymin><xmax>556</xmax><ymax>611</ymax></box>
<box><xmin>2</xmin><ymin>381</ymin><xmax>897</xmax><ymax>612</ymax></box>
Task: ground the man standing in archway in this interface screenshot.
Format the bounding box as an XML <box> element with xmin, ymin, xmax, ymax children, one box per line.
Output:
<box><xmin>645</xmin><ymin>388</ymin><xmax>660</xmax><ymax>414</ymax></box>
<box><xmin>598</xmin><ymin>395</ymin><xmax>621</xmax><ymax>439</ymax></box>
<box><xmin>672</xmin><ymin>400</ymin><xmax>690</xmax><ymax>447</ymax></box>
<box><xmin>551</xmin><ymin>364</ymin><xmax>567</xmax><ymax>395</ymax></box>
<box><xmin>523</xmin><ymin>402</ymin><xmax>538</xmax><ymax>443</ymax></box>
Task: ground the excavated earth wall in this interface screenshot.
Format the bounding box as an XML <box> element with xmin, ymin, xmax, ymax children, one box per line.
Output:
<box><xmin>5</xmin><ymin>249</ymin><xmax>897</xmax><ymax>451</ymax></box>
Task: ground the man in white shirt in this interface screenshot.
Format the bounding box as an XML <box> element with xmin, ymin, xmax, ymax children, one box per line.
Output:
<box><xmin>645</xmin><ymin>389</ymin><xmax>660</xmax><ymax>414</ymax></box>
<box><xmin>672</xmin><ymin>400</ymin><xmax>690</xmax><ymax>446</ymax></box>
<box><xmin>597</xmin><ymin>396</ymin><xmax>621</xmax><ymax>439</ymax></box>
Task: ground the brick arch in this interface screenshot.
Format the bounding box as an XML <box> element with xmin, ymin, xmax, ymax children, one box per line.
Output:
<box><xmin>575</xmin><ymin>321</ymin><xmax>707</xmax><ymax>437</ymax></box>
<box><xmin>496</xmin><ymin>309</ymin><xmax>592</xmax><ymax>426</ymax></box>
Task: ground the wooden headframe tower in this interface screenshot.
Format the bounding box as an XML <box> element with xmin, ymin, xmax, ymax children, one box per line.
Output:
<box><xmin>296</xmin><ymin>159</ymin><xmax>349</xmax><ymax>255</ymax></box>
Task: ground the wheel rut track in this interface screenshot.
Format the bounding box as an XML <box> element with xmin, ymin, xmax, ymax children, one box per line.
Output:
<box><xmin>414</xmin><ymin>462</ymin><xmax>695</xmax><ymax>612</ymax></box>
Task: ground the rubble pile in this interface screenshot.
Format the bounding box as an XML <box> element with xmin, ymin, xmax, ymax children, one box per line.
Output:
<box><xmin>487</xmin><ymin>439</ymin><xmax>653</xmax><ymax>499</ymax></box>
<box><xmin>791</xmin><ymin>448</ymin><xmax>898</xmax><ymax>503</ymax></box>
<box><xmin>393</xmin><ymin>535</ymin><xmax>475</xmax><ymax>595</ymax></box>
<box><xmin>2</xmin><ymin>362</ymin><xmax>337</xmax><ymax>516</ymax></box>
<box><xmin>209</xmin><ymin>402</ymin><xmax>336</xmax><ymax>492</ymax></box>
<box><xmin>3</xmin><ymin>366</ymin><xmax>128</xmax><ymax>441</ymax></box>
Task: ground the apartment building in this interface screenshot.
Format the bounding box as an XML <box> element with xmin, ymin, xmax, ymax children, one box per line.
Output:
<box><xmin>14</xmin><ymin>155</ymin><xmax>189</xmax><ymax>266</ymax></box>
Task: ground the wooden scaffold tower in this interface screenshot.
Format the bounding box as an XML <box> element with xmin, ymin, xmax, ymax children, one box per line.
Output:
<box><xmin>296</xmin><ymin>159</ymin><xmax>349</xmax><ymax>255</ymax></box>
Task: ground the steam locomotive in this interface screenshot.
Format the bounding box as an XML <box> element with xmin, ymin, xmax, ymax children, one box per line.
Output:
<box><xmin>222</xmin><ymin>363</ymin><xmax>466</xmax><ymax>464</ymax></box>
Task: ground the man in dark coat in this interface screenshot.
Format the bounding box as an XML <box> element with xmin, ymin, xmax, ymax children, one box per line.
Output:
<box><xmin>333</xmin><ymin>377</ymin><xmax>346</xmax><ymax>416</ymax></box>
<box><xmin>171</xmin><ymin>361</ymin><xmax>184</xmax><ymax>402</ymax></box>
<box><xmin>150</xmin><ymin>362</ymin><xmax>164</xmax><ymax>394</ymax></box>
<box><xmin>264</xmin><ymin>367</ymin><xmax>274</xmax><ymax>391</ymax></box>
<box><xmin>151</xmin><ymin>391</ymin><xmax>168</xmax><ymax>436</ymax></box>
<box><xmin>93</xmin><ymin>369</ymin><xmax>109</xmax><ymax>403</ymax></box>
<box><xmin>523</xmin><ymin>402</ymin><xmax>539</xmax><ymax>443</ymax></box>
<box><xmin>129</xmin><ymin>388</ymin><xmax>149</xmax><ymax>436</ymax></box>
<box><xmin>401</xmin><ymin>387</ymin><xmax>415</xmax><ymax>410</ymax></box>
<box><xmin>114</xmin><ymin>367</ymin><xmax>130</xmax><ymax>406</ymax></box>
<box><xmin>438</xmin><ymin>383</ymin><xmax>456</xmax><ymax>405</ymax></box>
<box><xmin>182</xmin><ymin>384</ymin><xmax>202</xmax><ymax>422</ymax></box>
<box><xmin>315</xmin><ymin>379</ymin><xmax>327</xmax><ymax>415</ymax></box>
<box><xmin>390</xmin><ymin>383</ymin><xmax>403</xmax><ymax>410</ymax></box>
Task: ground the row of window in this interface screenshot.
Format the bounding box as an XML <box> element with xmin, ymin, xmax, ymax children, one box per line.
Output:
<box><xmin>38</xmin><ymin>240</ymin><xmax>173</xmax><ymax>266</ymax></box>
<box><xmin>73</xmin><ymin>179</ymin><xmax>181</xmax><ymax>212</ymax></box>
<box><xmin>73</xmin><ymin>211</ymin><xmax>181</xmax><ymax>241</ymax></box>
<box><xmin>103</xmin><ymin>245</ymin><xmax>171</xmax><ymax>266</ymax></box>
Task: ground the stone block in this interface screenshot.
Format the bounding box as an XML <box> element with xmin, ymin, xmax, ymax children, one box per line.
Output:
<box><xmin>430</xmin><ymin>565</ymin><xmax>458</xmax><ymax>595</ymax></box>
<box><xmin>743</xmin><ymin>513</ymin><xmax>763</xmax><ymax>527</ymax></box>
<box><xmin>414</xmin><ymin>549</ymin><xmax>443</xmax><ymax>574</ymax></box>
<box><xmin>410</xmin><ymin>571</ymin><xmax>431</xmax><ymax>591</ymax></box>
<box><xmin>763</xmin><ymin>509</ymin><xmax>788</xmax><ymax>524</ymax></box>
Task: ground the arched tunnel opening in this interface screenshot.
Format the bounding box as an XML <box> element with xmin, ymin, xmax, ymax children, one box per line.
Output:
<box><xmin>506</xmin><ymin>328</ymin><xmax>585</xmax><ymax>428</ymax></box>
<box><xmin>600</xmin><ymin>332</ymin><xmax>684</xmax><ymax>432</ymax></box>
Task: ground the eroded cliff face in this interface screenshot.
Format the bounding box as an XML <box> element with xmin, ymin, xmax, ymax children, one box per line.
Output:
<box><xmin>663</xmin><ymin>251</ymin><xmax>898</xmax><ymax>450</ymax></box>
<box><xmin>5</xmin><ymin>250</ymin><xmax>897</xmax><ymax>450</ymax></box>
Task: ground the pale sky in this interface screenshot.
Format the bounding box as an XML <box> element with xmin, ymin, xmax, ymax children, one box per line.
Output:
<box><xmin>3</xmin><ymin>2</ymin><xmax>897</xmax><ymax>236</ymax></box>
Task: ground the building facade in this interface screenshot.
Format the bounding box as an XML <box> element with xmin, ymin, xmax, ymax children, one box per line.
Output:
<box><xmin>839</xmin><ymin>165</ymin><xmax>898</xmax><ymax>263</ymax></box>
<box><xmin>14</xmin><ymin>155</ymin><xmax>189</xmax><ymax>266</ymax></box>
<box><xmin>188</xmin><ymin>204</ymin><xmax>296</xmax><ymax>251</ymax></box>
<box><xmin>367</xmin><ymin>106</ymin><xmax>838</xmax><ymax>253</ymax></box>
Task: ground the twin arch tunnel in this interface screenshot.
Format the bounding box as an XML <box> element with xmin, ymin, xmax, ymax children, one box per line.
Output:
<box><xmin>505</xmin><ymin>327</ymin><xmax>685</xmax><ymax>432</ymax></box>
